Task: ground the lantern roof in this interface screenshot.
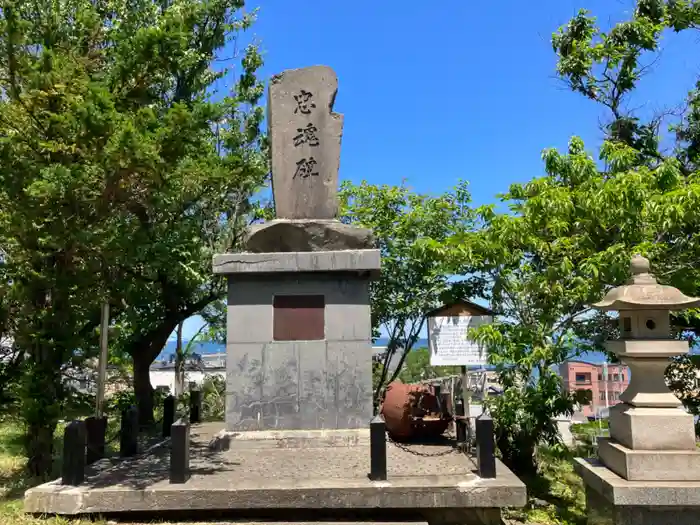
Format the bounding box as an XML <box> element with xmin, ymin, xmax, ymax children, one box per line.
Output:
<box><xmin>593</xmin><ymin>255</ymin><xmax>700</xmax><ymax>311</ymax></box>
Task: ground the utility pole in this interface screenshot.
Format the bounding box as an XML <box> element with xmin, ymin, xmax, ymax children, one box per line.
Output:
<box><xmin>603</xmin><ymin>361</ymin><xmax>609</xmax><ymax>410</ymax></box>
<box><xmin>95</xmin><ymin>302</ymin><xmax>110</xmax><ymax>418</ymax></box>
<box><xmin>460</xmin><ymin>365</ymin><xmax>472</xmax><ymax>442</ymax></box>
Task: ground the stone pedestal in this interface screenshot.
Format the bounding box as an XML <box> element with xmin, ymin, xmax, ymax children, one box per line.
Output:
<box><xmin>213</xmin><ymin>249</ymin><xmax>380</xmax><ymax>431</ymax></box>
<box><xmin>607</xmin><ymin>404</ymin><xmax>696</xmax><ymax>451</ymax></box>
<box><xmin>598</xmin><ymin>403</ymin><xmax>700</xmax><ymax>482</ymax></box>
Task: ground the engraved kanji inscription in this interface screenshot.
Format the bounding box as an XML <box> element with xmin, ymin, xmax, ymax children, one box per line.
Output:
<box><xmin>293</xmin><ymin>123</ymin><xmax>320</xmax><ymax>147</ymax></box>
<box><xmin>268</xmin><ymin>66</ymin><xmax>344</xmax><ymax>219</ymax></box>
<box><xmin>293</xmin><ymin>157</ymin><xmax>319</xmax><ymax>179</ymax></box>
<box><xmin>293</xmin><ymin>90</ymin><xmax>316</xmax><ymax>115</ymax></box>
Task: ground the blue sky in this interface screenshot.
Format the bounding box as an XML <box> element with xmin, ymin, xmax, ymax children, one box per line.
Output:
<box><xmin>175</xmin><ymin>0</ymin><xmax>700</xmax><ymax>341</ymax></box>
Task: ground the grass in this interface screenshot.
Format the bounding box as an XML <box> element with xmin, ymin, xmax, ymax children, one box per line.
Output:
<box><xmin>0</xmin><ymin>417</ymin><xmax>222</xmax><ymax>525</ymax></box>
<box><xmin>503</xmin><ymin>445</ymin><xmax>588</xmax><ymax>525</ymax></box>
<box><xmin>0</xmin><ymin>420</ymin><xmax>105</xmax><ymax>525</ymax></box>
<box><xmin>503</xmin><ymin>420</ymin><xmax>612</xmax><ymax>525</ymax></box>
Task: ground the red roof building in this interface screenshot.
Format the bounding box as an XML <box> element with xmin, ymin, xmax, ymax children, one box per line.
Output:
<box><xmin>560</xmin><ymin>360</ymin><xmax>630</xmax><ymax>419</ymax></box>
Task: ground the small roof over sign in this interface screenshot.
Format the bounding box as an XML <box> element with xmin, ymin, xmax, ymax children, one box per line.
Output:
<box><xmin>425</xmin><ymin>299</ymin><xmax>495</xmax><ymax>318</ymax></box>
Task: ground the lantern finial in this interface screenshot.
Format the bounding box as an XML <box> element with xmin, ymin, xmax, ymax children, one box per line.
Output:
<box><xmin>630</xmin><ymin>254</ymin><xmax>650</xmax><ymax>276</ymax></box>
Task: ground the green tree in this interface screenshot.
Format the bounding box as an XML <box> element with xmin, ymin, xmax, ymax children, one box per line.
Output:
<box><xmin>0</xmin><ymin>0</ymin><xmax>266</xmax><ymax>476</ymax></box>
<box><xmin>552</xmin><ymin>0</ymin><xmax>700</xmax><ymax>412</ymax></box>
<box><xmin>339</xmin><ymin>181</ymin><xmax>482</xmax><ymax>405</ymax></box>
<box><xmin>0</xmin><ymin>0</ymin><xmax>122</xmax><ymax>477</ymax></box>
<box><xmin>98</xmin><ymin>0</ymin><xmax>267</xmax><ymax>424</ymax></box>
<box><xmin>458</xmin><ymin>137</ymin><xmax>646</xmax><ymax>476</ymax></box>
<box><xmin>450</xmin><ymin>0</ymin><xmax>700</xmax><ymax>477</ymax></box>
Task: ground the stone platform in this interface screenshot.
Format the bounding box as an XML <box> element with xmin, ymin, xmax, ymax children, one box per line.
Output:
<box><xmin>25</xmin><ymin>423</ymin><xmax>526</xmax><ymax>524</ymax></box>
<box><xmin>575</xmin><ymin>458</ymin><xmax>700</xmax><ymax>524</ymax></box>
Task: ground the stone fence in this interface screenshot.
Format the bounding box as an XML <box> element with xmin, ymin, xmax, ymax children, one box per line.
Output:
<box><xmin>60</xmin><ymin>388</ymin><xmax>202</xmax><ymax>486</ymax></box>
<box><xmin>61</xmin><ymin>384</ymin><xmax>499</xmax><ymax>487</ymax></box>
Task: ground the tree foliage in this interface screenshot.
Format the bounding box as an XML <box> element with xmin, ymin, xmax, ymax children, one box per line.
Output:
<box><xmin>339</xmin><ymin>180</ymin><xmax>482</xmax><ymax>405</ymax></box>
<box><xmin>396</xmin><ymin>347</ymin><xmax>461</xmax><ymax>384</ymax></box>
<box><xmin>448</xmin><ymin>0</ymin><xmax>700</xmax><ymax>476</ymax></box>
<box><xmin>552</xmin><ymin>0</ymin><xmax>700</xmax><ymax>406</ymax></box>
<box><xmin>96</xmin><ymin>0</ymin><xmax>267</xmax><ymax>424</ymax></box>
<box><xmin>0</xmin><ymin>0</ymin><xmax>266</xmax><ymax>478</ymax></box>
<box><xmin>458</xmin><ymin>137</ymin><xmax>640</xmax><ymax>475</ymax></box>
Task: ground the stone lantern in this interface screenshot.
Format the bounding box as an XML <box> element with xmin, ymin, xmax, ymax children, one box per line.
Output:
<box><xmin>592</xmin><ymin>254</ymin><xmax>700</xmax><ymax>481</ymax></box>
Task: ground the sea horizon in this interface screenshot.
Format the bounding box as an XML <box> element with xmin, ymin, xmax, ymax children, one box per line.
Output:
<box><xmin>157</xmin><ymin>338</ymin><xmax>611</xmax><ymax>365</ymax></box>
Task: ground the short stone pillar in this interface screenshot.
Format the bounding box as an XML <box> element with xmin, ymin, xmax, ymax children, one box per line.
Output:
<box><xmin>368</xmin><ymin>415</ymin><xmax>387</xmax><ymax>481</ymax></box>
<box><xmin>162</xmin><ymin>395</ymin><xmax>175</xmax><ymax>438</ymax></box>
<box><xmin>119</xmin><ymin>406</ymin><xmax>139</xmax><ymax>458</ymax></box>
<box><xmin>475</xmin><ymin>413</ymin><xmax>496</xmax><ymax>479</ymax></box>
<box><xmin>575</xmin><ymin>255</ymin><xmax>700</xmax><ymax>524</ymax></box>
<box><xmin>189</xmin><ymin>388</ymin><xmax>201</xmax><ymax>425</ymax></box>
<box><xmin>61</xmin><ymin>420</ymin><xmax>86</xmax><ymax>486</ymax></box>
<box><xmin>169</xmin><ymin>418</ymin><xmax>190</xmax><ymax>484</ymax></box>
<box><xmin>84</xmin><ymin>415</ymin><xmax>107</xmax><ymax>465</ymax></box>
<box><xmin>213</xmin><ymin>66</ymin><xmax>380</xmax><ymax>432</ymax></box>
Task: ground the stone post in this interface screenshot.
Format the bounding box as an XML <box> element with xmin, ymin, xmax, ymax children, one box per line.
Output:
<box><xmin>189</xmin><ymin>388</ymin><xmax>201</xmax><ymax>425</ymax></box>
<box><xmin>119</xmin><ymin>406</ymin><xmax>138</xmax><ymax>458</ymax></box>
<box><xmin>162</xmin><ymin>394</ymin><xmax>175</xmax><ymax>438</ymax></box>
<box><xmin>169</xmin><ymin>418</ymin><xmax>190</xmax><ymax>484</ymax></box>
<box><xmin>369</xmin><ymin>414</ymin><xmax>387</xmax><ymax>481</ymax></box>
<box><xmin>61</xmin><ymin>420</ymin><xmax>86</xmax><ymax>486</ymax></box>
<box><xmin>454</xmin><ymin>397</ymin><xmax>467</xmax><ymax>444</ymax></box>
<box><xmin>84</xmin><ymin>415</ymin><xmax>107</xmax><ymax>465</ymax></box>
<box><xmin>475</xmin><ymin>413</ymin><xmax>496</xmax><ymax>479</ymax></box>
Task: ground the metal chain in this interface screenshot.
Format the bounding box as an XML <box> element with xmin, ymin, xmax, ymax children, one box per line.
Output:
<box><xmin>386</xmin><ymin>432</ymin><xmax>461</xmax><ymax>457</ymax></box>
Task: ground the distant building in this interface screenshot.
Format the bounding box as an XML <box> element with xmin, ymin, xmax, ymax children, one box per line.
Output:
<box><xmin>560</xmin><ymin>360</ymin><xmax>630</xmax><ymax>419</ymax></box>
<box><xmin>149</xmin><ymin>351</ymin><xmax>226</xmax><ymax>392</ymax></box>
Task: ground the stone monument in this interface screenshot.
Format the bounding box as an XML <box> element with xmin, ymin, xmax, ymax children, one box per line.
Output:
<box><xmin>576</xmin><ymin>254</ymin><xmax>700</xmax><ymax>524</ymax></box>
<box><xmin>213</xmin><ymin>65</ymin><xmax>380</xmax><ymax>431</ymax></box>
<box><xmin>25</xmin><ymin>66</ymin><xmax>529</xmax><ymax>525</ymax></box>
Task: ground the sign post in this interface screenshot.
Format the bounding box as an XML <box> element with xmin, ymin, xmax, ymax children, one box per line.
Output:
<box><xmin>427</xmin><ymin>314</ymin><xmax>492</xmax><ymax>367</ymax></box>
<box><xmin>426</xmin><ymin>301</ymin><xmax>494</xmax><ymax>446</ymax></box>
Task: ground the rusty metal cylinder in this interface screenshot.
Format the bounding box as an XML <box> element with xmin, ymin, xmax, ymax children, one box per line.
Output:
<box><xmin>380</xmin><ymin>382</ymin><xmax>451</xmax><ymax>442</ymax></box>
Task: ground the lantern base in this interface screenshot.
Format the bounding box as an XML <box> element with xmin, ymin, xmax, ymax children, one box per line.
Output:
<box><xmin>598</xmin><ymin>438</ymin><xmax>700</xmax><ymax>481</ymax></box>
<box><xmin>576</xmin><ymin>458</ymin><xmax>700</xmax><ymax>525</ymax></box>
<box><xmin>609</xmin><ymin>403</ymin><xmax>696</xmax><ymax>451</ymax></box>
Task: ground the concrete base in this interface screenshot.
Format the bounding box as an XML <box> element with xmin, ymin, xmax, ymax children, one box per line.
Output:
<box><xmin>213</xmin><ymin>249</ymin><xmax>381</xmax><ymax>277</ymax></box>
<box><xmin>214</xmin><ymin>249</ymin><xmax>381</xmax><ymax>433</ymax></box>
<box><xmin>575</xmin><ymin>458</ymin><xmax>700</xmax><ymax>524</ymax></box>
<box><xmin>598</xmin><ymin>438</ymin><xmax>700</xmax><ymax>481</ymax></box>
<box><xmin>25</xmin><ymin>423</ymin><xmax>526</xmax><ymax>524</ymax></box>
<box><xmin>223</xmin><ymin>272</ymin><xmax>375</xmax><ymax>431</ymax></box>
<box><xmin>208</xmin><ymin>428</ymin><xmax>370</xmax><ymax>451</ymax></box>
<box><xmin>609</xmin><ymin>404</ymin><xmax>695</xmax><ymax>450</ymax></box>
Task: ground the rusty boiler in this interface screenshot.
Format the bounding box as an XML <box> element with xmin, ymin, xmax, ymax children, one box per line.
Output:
<box><xmin>380</xmin><ymin>381</ymin><xmax>452</xmax><ymax>442</ymax></box>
